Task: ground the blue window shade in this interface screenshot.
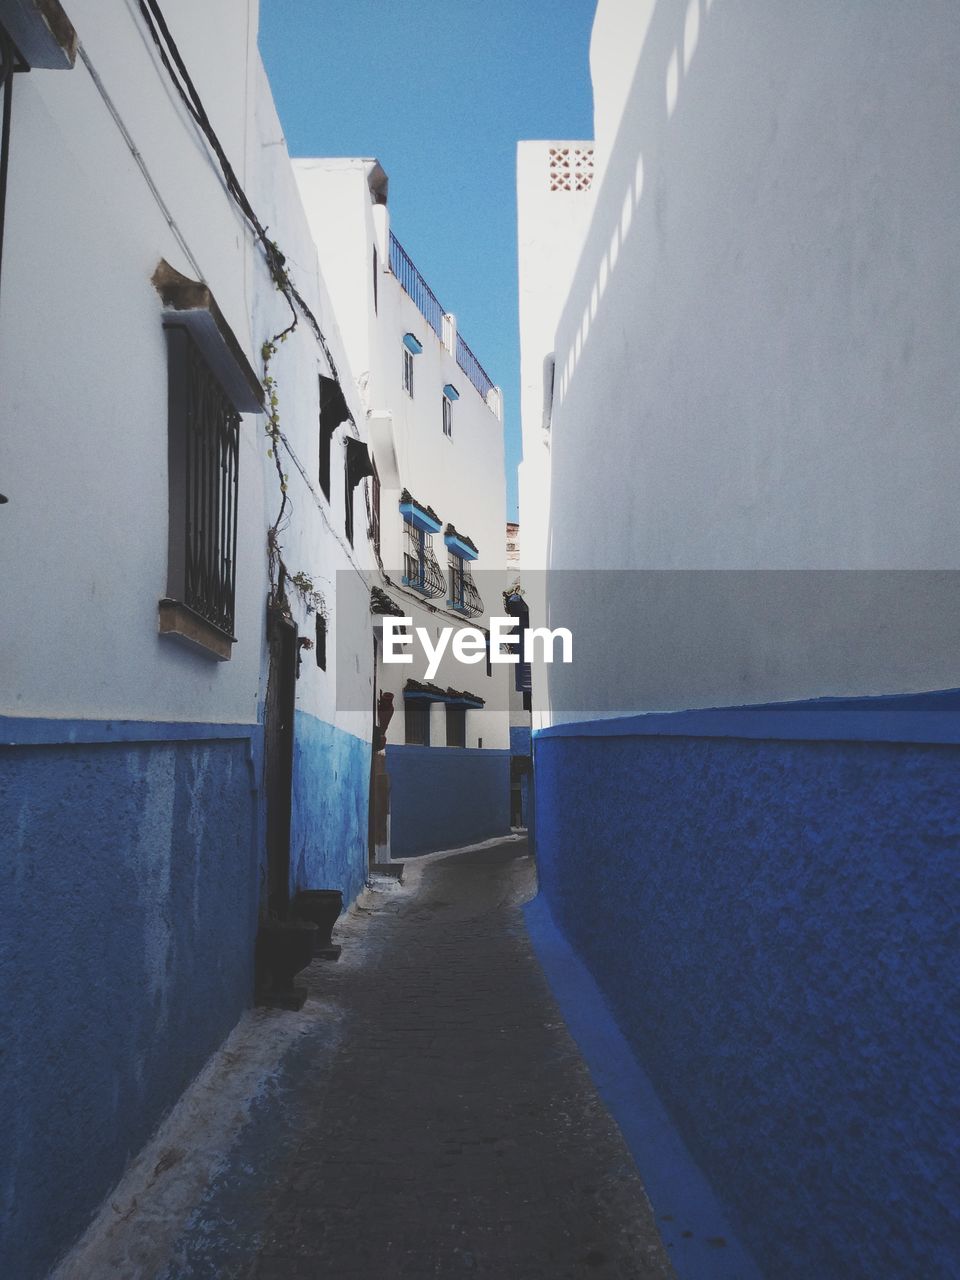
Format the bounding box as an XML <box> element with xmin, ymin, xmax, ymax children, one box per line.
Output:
<box><xmin>444</xmin><ymin>533</ymin><xmax>478</xmax><ymax>562</ymax></box>
<box><xmin>443</xmin><ymin>383</ymin><xmax>460</xmax><ymax>401</ymax></box>
<box><xmin>399</xmin><ymin>501</ymin><xmax>442</xmax><ymax>534</ymax></box>
<box><xmin>402</xmin><ymin>332</ymin><xmax>423</xmax><ymax>354</ymax></box>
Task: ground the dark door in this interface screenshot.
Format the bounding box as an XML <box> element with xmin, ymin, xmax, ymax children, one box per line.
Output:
<box><xmin>264</xmin><ymin>604</ymin><xmax>298</xmax><ymax>916</ymax></box>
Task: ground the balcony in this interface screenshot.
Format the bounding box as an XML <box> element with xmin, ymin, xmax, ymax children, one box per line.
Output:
<box><xmin>447</xmin><ymin>553</ymin><xmax>484</xmax><ymax>618</ymax></box>
<box><xmin>388</xmin><ymin>231</ymin><xmax>496</xmax><ymax>404</ymax></box>
<box><xmin>402</xmin><ymin>520</ymin><xmax>445</xmax><ymax>599</ymax></box>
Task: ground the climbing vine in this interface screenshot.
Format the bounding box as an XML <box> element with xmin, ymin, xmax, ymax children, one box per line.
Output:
<box><xmin>261</xmin><ymin>324</ymin><xmax>328</xmax><ymax>625</ymax></box>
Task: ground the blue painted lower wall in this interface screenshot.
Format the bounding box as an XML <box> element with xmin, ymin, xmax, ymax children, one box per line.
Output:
<box><xmin>0</xmin><ymin>720</ymin><xmax>261</xmax><ymax>1280</ymax></box>
<box><xmin>534</xmin><ymin>707</ymin><xmax>960</xmax><ymax>1280</ymax></box>
<box><xmin>290</xmin><ymin>711</ymin><xmax>371</xmax><ymax>907</ymax></box>
<box><xmin>386</xmin><ymin>745</ymin><xmax>511</xmax><ymax>858</ymax></box>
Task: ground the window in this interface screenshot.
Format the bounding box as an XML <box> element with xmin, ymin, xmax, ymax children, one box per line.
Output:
<box><xmin>446</xmin><ymin>703</ymin><xmax>466</xmax><ymax>748</ymax></box>
<box><xmin>442</xmin><ymin>384</ymin><xmax>458</xmax><ymax>438</ymax></box>
<box><xmin>401</xmin><ymin>332</ymin><xmax>422</xmax><ymax>396</ymax></box>
<box><xmin>164</xmin><ymin>327</ymin><xmax>240</xmax><ymax>646</ymax></box>
<box><xmin>372</xmin><ymin>245</ymin><xmax>378</xmax><ymax>314</ymax></box>
<box><xmin>405</xmin><ymin>699</ymin><xmax>430</xmax><ymax>746</ymax></box>
<box><xmin>403</xmin><ymin>520</ymin><xmax>445</xmax><ymax>597</ymax></box>
<box><xmin>315</xmin><ymin>613</ymin><xmax>327</xmax><ymax>670</ymax></box>
<box><xmin>447</xmin><ymin>548</ymin><xmax>484</xmax><ymax>616</ymax></box>
<box><xmin>449</xmin><ymin>550</ymin><xmax>465</xmax><ymax>608</ymax></box>
<box><xmin>154</xmin><ymin>260</ymin><xmax>264</xmax><ymax>659</ymax></box>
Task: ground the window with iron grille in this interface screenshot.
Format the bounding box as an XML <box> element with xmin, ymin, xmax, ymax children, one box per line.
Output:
<box><xmin>405</xmin><ymin>698</ymin><xmax>430</xmax><ymax>745</ymax></box>
<box><xmin>402</xmin><ymin>345</ymin><xmax>414</xmax><ymax>397</ymax></box>
<box><xmin>165</xmin><ymin>327</ymin><xmax>240</xmax><ymax>640</ymax></box>
<box><xmin>447</xmin><ymin>549</ymin><xmax>484</xmax><ymax>617</ymax></box>
<box><xmin>403</xmin><ymin>519</ymin><xmax>446</xmax><ymax>598</ymax></box>
<box><xmin>445</xmin><ymin>703</ymin><xmax>466</xmax><ymax>748</ymax></box>
<box><xmin>442</xmin><ymin>393</ymin><xmax>453</xmax><ymax>438</ymax></box>
<box><xmin>315</xmin><ymin>613</ymin><xmax>327</xmax><ymax>670</ymax></box>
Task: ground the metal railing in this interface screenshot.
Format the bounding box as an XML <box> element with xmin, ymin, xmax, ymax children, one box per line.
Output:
<box><xmin>389</xmin><ymin>230</ymin><xmax>497</xmax><ymax>404</ymax></box>
<box><xmin>389</xmin><ymin>232</ymin><xmax>444</xmax><ymax>339</ymax></box>
<box><xmin>402</xmin><ymin>521</ymin><xmax>446</xmax><ymax>598</ymax></box>
<box><xmin>455</xmin><ymin>332</ymin><xmax>495</xmax><ymax>402</ymax></box>
<box><xmin>448</xmin><ymin>552</ymin><xmax>484</xmax><ymax>617</ymax></box>
<box><xmin>182</xmin><ymin>336</ymin><xmax>240</xmax><ymax>636</ymax></box>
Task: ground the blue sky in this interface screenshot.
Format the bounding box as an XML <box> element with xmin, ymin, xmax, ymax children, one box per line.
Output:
<box><xmin>258</xmin><ymin>0</ymin><xmax>596</xmax><ymax>520</ymax></box>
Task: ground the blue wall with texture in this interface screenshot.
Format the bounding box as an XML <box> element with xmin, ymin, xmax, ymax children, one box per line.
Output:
<box><xmin>0</xmin><ymin>719</ymin><xmax>261</xmax><ymax>1280</ymax></box>
<box><xmin>386</xmin><ymin>745</ymin><xmax>511</xmax><ymax>857</ymax></box>
<box><xmin>290</xmin><ymin>711</ymin><xmax>371</xmax><ymax>906</ymax></box>
<box><xmin>534</xmin><ymin>700</ymin><xmax>960</xmax><ymax>1280</ymax></box>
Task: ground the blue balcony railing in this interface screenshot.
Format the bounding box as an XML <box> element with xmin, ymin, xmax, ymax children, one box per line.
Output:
<box><xmin>388</xmin><ymin>231</ymin><xmax>496</xmax><ymax>404</ymax></box>
<box><xmin>455</xmin><ymin>332</ymin><xmax>495</xmax><ymax>402</ymax></box>
<box><xmin>389</xmin><ymin>232</ymin><xmax>444</xmax><ymax>339</ymax></box>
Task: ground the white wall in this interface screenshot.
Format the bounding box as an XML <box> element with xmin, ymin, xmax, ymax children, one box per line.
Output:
<box><xmin>0</xmin><ymin>0</ymin><xmax>373</xmax><ymax>739</ymax></box>
<box><xmin>296</xmin><ymin>162</ymin><xmax>511</xmax><ymax>750</ymax></box>
<box><xmin>520</xmin><ymin>0</ymin><xmax>960</xmax><ymax>722</ymax></box>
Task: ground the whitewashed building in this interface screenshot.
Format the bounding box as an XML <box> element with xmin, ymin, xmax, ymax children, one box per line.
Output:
<box><xmin>295</xmin><ymin>159</ymin><xmax>511</xmax><ymax>859</ymax></box>
<box><xmin>0</xmin><ymin>3</ymin><xmax>375</xmax><ymax>1276</ymax></box>
<box><xmin>518</xmin><ymin>2</ymin><xmax>960</xmax><ymax>1277</ymax></box>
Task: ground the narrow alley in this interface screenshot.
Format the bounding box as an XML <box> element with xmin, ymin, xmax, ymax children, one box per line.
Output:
<box><xmin>56</xmin><ymin>841</ymin><xmax>675</xmax><ymax>1280</ymax></box>
<box><xmin>5</xmin><ymin>2</ymin><xmax>960</xmax><ymax>1275</ymax></box>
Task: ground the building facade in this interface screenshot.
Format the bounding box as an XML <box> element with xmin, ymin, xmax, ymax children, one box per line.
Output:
<box><xmin>295</xmin><ymin>159</ymin><xmax>512</xmax><ymax>859</ymax></box>
<box><xmin>519</xmin><ymin>1</ymin><xmax>960</xmax><ymax>1277</ymax></box>
<box><xmin>0</xmin><ymin>3</ymin><xmax>375</xmax><ymax>1276</ymax></box>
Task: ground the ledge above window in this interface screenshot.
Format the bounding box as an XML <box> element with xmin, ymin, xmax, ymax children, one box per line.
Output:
<box><xmin>402</xmin><ymin>332</ymin><xmax>423</xmax><ymax>355</ymax></box>
<box><xmin>152</xmin><ymin>260</ymin><xmax>265</xmax><ymax>414</ymax></box>
<box><xmin>403</xmin><ymin>678</ymin><xmax>484</xmax><ymax>709</ymax></box>
<box><xmin>0</xmin><ymin>0</ymin><xmax>77</xmax><ymax>68</ymax></box>
<box><xmin>399</xmin><ymin>490</ymin><xmax>442</xmax><ymax>533</ymax></box>
<box><xmin>444</xmin><ymin>523</ymin><xmax>479</xmax><ymax>561</ymax></box>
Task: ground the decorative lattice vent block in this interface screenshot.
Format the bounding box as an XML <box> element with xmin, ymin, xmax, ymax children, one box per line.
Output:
<box><xmin>549</xmin><ymin>146</ymin><xmax>594</xmax><ymax>192</ymax></box>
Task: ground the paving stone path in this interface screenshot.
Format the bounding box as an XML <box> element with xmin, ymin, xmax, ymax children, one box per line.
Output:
<box><xmin>162</xmin><ymin>839</ymin><xmax>675</xmax><ymax>1279</ymax></box>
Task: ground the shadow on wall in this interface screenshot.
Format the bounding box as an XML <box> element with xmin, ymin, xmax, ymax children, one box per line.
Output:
<box><xmin>552</xmin><ymin>0</ymin><xmax>723</xmax><ymax>422</ymax></box>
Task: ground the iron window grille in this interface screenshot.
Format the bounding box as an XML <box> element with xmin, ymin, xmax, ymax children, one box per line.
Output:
<box><xmin>402</xmin><ymin>345</ymin><xmax>415</xmax><ymax>397</ymax></box>
<box><xmin>404</xmin><ymin>698</ymin><xmax>431</xmax><ymax>746</ymax></box>
<box><xmin>442</xmin><ymin>393</ymin><xmax>453</xmax><ymax>438</ymax></box>
<box><xmin>403</xmin><ymin>520</ymin><xmax>445</xmax><ymax>598</ymax></box>
<box><xmin>445</xmin><ymin>703</ymin><xmax>466</xmax><ymax>748</ymax></box>
<box><xmin>166</xmin><ymin>328</ymin><xmax>240</xmax><ymax>639</ymax></box>
<box><xmin>447</xmin><ymin>550</ymin><xmax>484</xmax><ymax>617</ymax></box>
<box><xmin>315</xmin><ymin>613</ymin><xmax>327</xmax><ymax>670</ymax></box>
